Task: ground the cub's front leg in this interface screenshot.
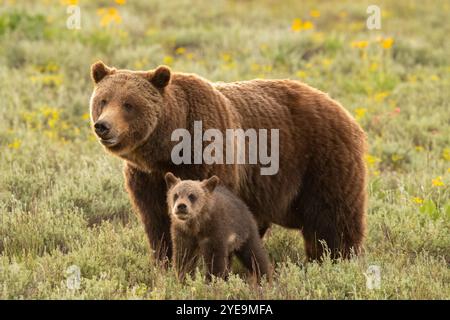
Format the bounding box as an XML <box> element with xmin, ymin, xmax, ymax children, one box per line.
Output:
<box><xmin>171</xmin><ymin>228</ymin><xmax>199</xmax><ymax>281</ymax></box>
<box><xmin>200</xmin><ymin>239</ymin><xmax>229</xmax><ymax>281</ymax></box>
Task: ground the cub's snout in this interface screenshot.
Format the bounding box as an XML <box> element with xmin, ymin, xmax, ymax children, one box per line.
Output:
<box><xmin>176</xmin><ymin>203</ymin><xmax>187</xmax><ymax>213</ymax></box>
<box><xmin>173</xmin><ymin>202</ymin><xmax>190</xmax><ymax>219</ymax></box>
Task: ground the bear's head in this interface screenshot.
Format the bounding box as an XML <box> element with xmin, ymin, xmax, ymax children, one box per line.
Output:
<box><xmin>165</xmin><ymin>173</ymin><xmax>220</xmax><ymax>223</ymax></box>
<box><xmin>89</xmin><ymin>61</ymin><xmax>171</xmax><ymax>156</ymax></box>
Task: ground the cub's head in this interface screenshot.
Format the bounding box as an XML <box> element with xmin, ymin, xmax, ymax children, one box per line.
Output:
<box><xmin>89</xmin><ymin>61</ymin><xmax>171</xmax><ymax>156</ymax></box>
<box><xmin>165</xmin><ymin>173</ymin><xmax>220</xmax><ymax>222</ymax></box>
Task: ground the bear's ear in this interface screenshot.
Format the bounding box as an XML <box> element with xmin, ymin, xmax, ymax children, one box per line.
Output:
<box><xmin>91</xmin><ymin>61</ymin><xmax>114</xmax><ymax>84</ymax></box>
<box><xmin>202</xmin><ymin>175</ymin><xmax>220</xmax><ymax>193</ymax></box>
<box><xmin>150</xmin><ymin>65</ymin><xmax>171</xmax><ymax>89</ymax></box>
<box><xmin>165</xmin><ymin>172</ymin><xmax>180</xmax><ymax>189</ymax></box>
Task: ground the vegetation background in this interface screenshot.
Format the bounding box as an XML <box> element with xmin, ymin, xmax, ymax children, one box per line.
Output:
<box><xmin>0</xmin><ymin>0</ymin><xmax>449</xmax><ymax>299</ymax></box>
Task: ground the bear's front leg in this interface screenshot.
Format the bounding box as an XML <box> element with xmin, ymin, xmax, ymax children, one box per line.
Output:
<box><xmin>124</xmin><ymin>163</ymin><xmax>172</xmax><ymax>263</ymax></box>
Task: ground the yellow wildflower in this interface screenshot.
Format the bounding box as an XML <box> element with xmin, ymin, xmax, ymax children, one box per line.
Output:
<box><xmin>372</xmin><ymin>170</ymin><xmax>380</xmax><ymax>176</ymax></box>
<box><xmin>163</xmin><ymin>55</ymin><xmax>174</xmax><ymax>65</ymax></box>
<box><xmin>415</xmin><ymin>146</ymin><xmax>424</xmax><ymax>152</ymax></box>
<box><xmin>41</xmin><ymin>106</ymin><xmax>59</xmax><ymax>121</ymax></box>
<box><xmin>291</xmin><ymin>18</ymin><xmax>303</xmax><ymax>32</ymax></box>
<box><xmin>133</xmin><ymin>58</ymin><xmax>148</xmax><ymax>69</ymax></box>
<box><xmin>82</xmin><ymin>113</ymin><xmax>90</xmax><ymax>121</ymax></box>
<box><xmin>380</xmin><ymin>37</ymin><xmax>394</xmax><ymax>49</ymax></box>
<box><xmin>321</xmin><ymin>58</ymin><xmax>332</xmax><ymax>68</ymax></box>
<box><xmin>354</xmin><ymin>108</ymin><xmax>367</xmax><ymax>121</ymax></box>
<box><xmin>30</xmin><ymin>74</ymin><xmax>63</xmax><ymax>87</ymax></box>
<box><xmin>412</xmin><ymin>197</ymin><xmax>424</xmax><ymax>204</ymax></box>
<box><xmin>365</xmin><ymin>154</ymin><xmax>381</xmax><ymax>168</ymax></box>
<box><xmin>391</xmin><ymin>154</ymin><xmax>403</xmax><ymax>162</ymax></box>
<box><xmin>349</xmin><ymin>22</ymin><xmax>365</xmax><ymax>32</ymax></box>
<box><xmin>303</xmin><ymin>21</ymin><xmax>314</xmax><ymax>30</ymax></box>
<box><xmin>430</xmin><ymin>75</ymin><xmax>440</xmax><ymax>81</ymax></box>
<box><xmin>8</xmin><ymin>139</ymin><xmax>21</xmax><ymax>150</ymax></box>
<box><xmin>262</xmin><ymin>65</ymin><xmax>272</xmax><ymax>73</ymax></box>
<box><xmin>291</xmin><ymin>18</ymin><xmax>314</xmax><ymax>32</ymax></box>
<box><xmin>296</xmin><ymin>70</ymin><xmax>307</xmax><ymax>79</ymax></box>
<box><xmin>351</xmin><ymin>41</ymin><xmax>368</xmax><ymax>49</ymax></box>
<box><xmin>381</xmin><ymin>10</ymin><xmax>392</xmax><ymax>18</ymax></box>
<box><xmin>432</xmin><ymin>176</ymin><xmax>444</xmax><ymax>187</ymax></box>
<box><xmin>44</xmin><ymin>130</ymin><xmax>57</xmax><ymax>140</ymax></box>
<box><xmin>310</xmin><ymin>10</ymin><xmax>320</xmax><ymax>18</ymax></box>
<box><xmin>443</xmin><ymin>148</ymin><xmax>450</xmax><ymax>161</ymax></box>
<box><xmin>48</xmin><ymin>118</ymin><xmax>58</xmax><ymax>129</ymax></box>
<box><xmin>222</xmin><ymin>53</ymin><xmax>232</xmax><ymax>63</ymax></box>
<box><xmin>115</xmin><ymin>0</ymin><xmax>126</xmax><ymax>5</ymax></box>
<box><xmin>60</xmin><ymin>0</ymin><xmax>78</xmax><ymax>5</ymax></box>
<box><xmin>97</xmin><ymin>7</ymin><xmax>122</xmax><ymax>27</ymax></box>
<box><xmin>251</xmin><ymin>63</ymin><xmax>260</xmax><ymax>72</ymax></box>
<box><xmin>369</xmin><ymin>62</ymin><xmax>378</xmax><ymax>72</ymax></box>
<box><xmin>175</xmin><ymin>47</ymin><xmax>186</xmax><ymax>55</ymax></box>
<box><xmin>374</xmin><ymin>91</ymin><xmax>389</xmax><ymax>102</ymax></box>
<box><xmin>46</xmin><ymin>62</ymin><xmax>59</xmax><ymax>73</ymax></box>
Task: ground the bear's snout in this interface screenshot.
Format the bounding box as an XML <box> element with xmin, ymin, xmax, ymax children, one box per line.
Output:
<box><xmin>94</xmin><ymin>120</ymin><xmax>111</xmax><ymax>138</ymax></box>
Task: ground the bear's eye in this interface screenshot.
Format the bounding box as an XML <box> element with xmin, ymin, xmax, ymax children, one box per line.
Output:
<box><xmin>124</xmin><ymin>103</ymin><xmax>133</xmax><ymax>111</ymax></box>
<box><xmin>100</xmin><ymin>99</ymin><xmax>107</xmax><ymax>108</ymax></box>
<box><xmin>188</xmin><ymin>194</ymin><xmax>197</xmax><ymax>202</ymax></box>
<box><xmin>174</xmin><ymin>194</ymin><xmax>178</xmax><ymax>201</ymax></box>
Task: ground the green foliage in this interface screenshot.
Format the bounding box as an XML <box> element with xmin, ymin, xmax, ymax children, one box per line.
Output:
<box><xmin>0</xmin><ymin>0</ymin><xmax>449</xmax><ymax>299</ymax></box>
<box><xmin>0</xmin><ymin>11</ymin><xmax>47</xmax><ymax>39</ymax></box>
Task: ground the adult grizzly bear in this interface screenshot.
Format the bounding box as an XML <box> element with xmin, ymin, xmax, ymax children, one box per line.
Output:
<box><xmin>89</xmin><ymin>61</ymin><xmax>367</xmax><ymax>262</ymax></box>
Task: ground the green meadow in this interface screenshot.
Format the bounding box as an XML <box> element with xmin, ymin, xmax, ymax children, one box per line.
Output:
<box><xmin>0</xmin><ymin>0</ymin><xmax>449</xmax><ymax>299</ymax></box>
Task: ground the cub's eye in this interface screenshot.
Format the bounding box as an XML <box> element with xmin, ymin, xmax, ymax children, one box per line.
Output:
<box><xmin>174</xmin><ymin>194</ymin><xmax>178</xmax><ymax>201</ymax></box>
<box><xmin>100</xmin><ymin>99</ymin><xmax>107</xmax><ymax>108</ymax></box>
<box><xmin>124</xmin><ymin>103</ymin><xmax>133</xmax><ymax>111</ymax></box>
<box><xmin>188</xmin><ymin>194</ymin><xmax>197</xmax><ymax>202</ymax></box>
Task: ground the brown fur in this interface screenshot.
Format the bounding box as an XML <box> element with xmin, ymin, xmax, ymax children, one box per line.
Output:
<box><xmin>89</xmin><ymin>61</ymin><xmax>367</xmax><ymax>262</ymax></box>
<box><xmin>165</xmin><ymin>173</ymin><xmax>271</xmax><ymax>282</ymax></box>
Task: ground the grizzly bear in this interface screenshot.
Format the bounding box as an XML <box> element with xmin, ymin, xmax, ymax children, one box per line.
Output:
<box><xmin>165</xmin><ymin>172</ymin><xmax>271</xmax><ymax>282</ymax></box>
<box><xmin>89</xmin><ymin>61</ymin><xmax>367</xmax><ymax>262</ymax></box>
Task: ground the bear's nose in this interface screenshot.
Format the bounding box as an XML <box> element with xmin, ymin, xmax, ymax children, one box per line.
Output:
<box><xmin>177</xmin><ymin>203</ymin><xmax>187</xmax><ymax>212</ymax></box>
<box><xmin>94</xmin><ymin>121</ymin><xmax>111</xmax><ymax>137</ymax></box>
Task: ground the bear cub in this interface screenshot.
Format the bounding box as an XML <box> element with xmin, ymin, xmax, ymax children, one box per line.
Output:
<box><xmin>165</xmin><ymin>172</ymin><xmax>271</xmax><ymax>282</ymax></box>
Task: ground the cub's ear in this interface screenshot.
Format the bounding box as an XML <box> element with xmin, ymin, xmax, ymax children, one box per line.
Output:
<box><xmin>202</xmin><ymin>175</ymin><xmax>220</xmax><ymax>193</ymax></box>
<box><xmin>150</xmin><ymin>65</ymin><xmax>171</xmax><ymax>89</ymax></box>
<box><xmin>91</xmin><ymin>61</ymin><xmax>114</xmax><ymax>84</ymax></box>
<box><xmin>165</xmin><ymin>172</ymin><xmax>180</xmax><ymax>189</ymax></box>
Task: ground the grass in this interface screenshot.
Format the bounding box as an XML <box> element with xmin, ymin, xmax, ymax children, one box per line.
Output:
<box><xmin>0</xmin><ymin>0</ymin><xmax>449</xmax><ymax>299</ymax></box>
